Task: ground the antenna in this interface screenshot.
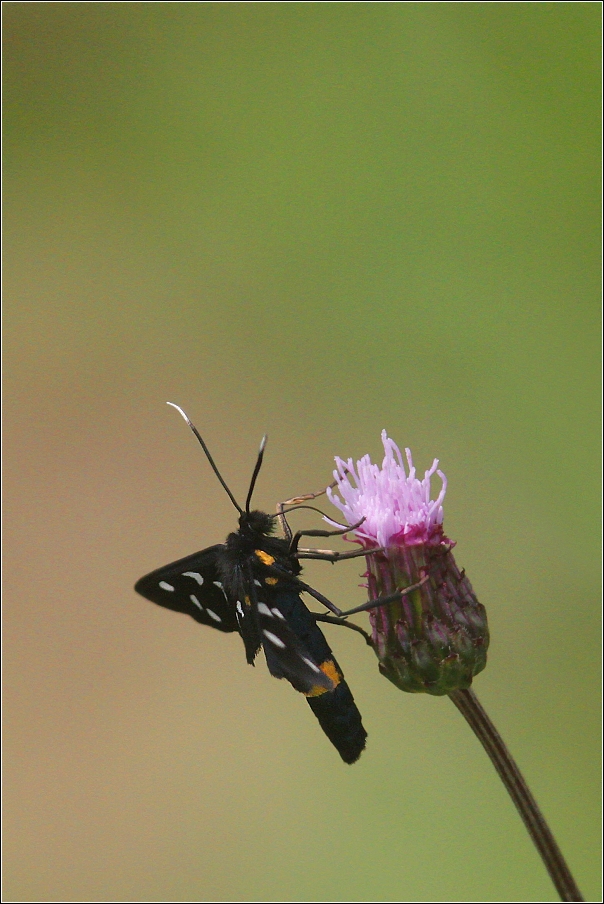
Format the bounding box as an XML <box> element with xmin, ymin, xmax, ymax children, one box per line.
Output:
<box><xmin>166</xmin><ymin>403</ymin><xmax>243</xmax><ymax>514</ymax></box>
<box><xmin>245</xmin><ymin>434</ymin><xmax>267</xmax><ymax>513</ymax></box>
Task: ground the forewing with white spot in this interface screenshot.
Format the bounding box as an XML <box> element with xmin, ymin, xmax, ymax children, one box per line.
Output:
<box><xmin>135</xmin><ymin>545</ymin><xmax>238</xmax><ymax>633</ymax></box>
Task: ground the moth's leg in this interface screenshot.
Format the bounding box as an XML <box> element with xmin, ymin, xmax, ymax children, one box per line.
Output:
<box><xmin>337</xmin><ymin>575</ymin><xmax>431</xmax><ymax>617</ymax></box>
<box><xmin>288</xmin><ymin>518</ymin><xmax>365</xmax><ymax>557</ymax></box>
<box><xmin>295</xmin><ymin>580</ymin><xmax>344</xmax><ymax>617</ymax></box>
<box><xmin>312</xmin><ymin>613</ymin><xmax>373</xmax><ymax>647</ymax></box>
<box><xmin>297</xmin><ymin>546</ymin><xmax>383</xmax><ymax>563</ymax></box>
<box><xmin>275</xmin><ymin>500</ymin><xmax>294</xmax><ymax>543</ymax></box>
<box><xmin>276</xmin><ymin>479</ymin><xmax>340</xmax><ymax>542</ymax></box>
<box><xmin>265</xmin><ymin>564</ymin><xmax>344</xmax><ymax>617</ymax></box>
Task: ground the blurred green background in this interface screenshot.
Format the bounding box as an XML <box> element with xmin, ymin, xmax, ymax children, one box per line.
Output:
<box><xmin>4</xmin><ymin>3</ymin><xmax>600</xmax><ymax>901</ymax></box>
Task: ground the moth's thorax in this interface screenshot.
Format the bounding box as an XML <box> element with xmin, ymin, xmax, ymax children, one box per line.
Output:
<box><xmin>222</xmin><ymin>528</ymin><xmax>294</xmax><ymax>566</ymax></box>
<box><xmin>219</xmin><ymin>509</ymin><xmax>300</xmax><ymax>596</ymax></box>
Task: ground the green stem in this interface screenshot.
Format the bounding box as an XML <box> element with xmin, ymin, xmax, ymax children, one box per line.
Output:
<box><xmin>448</xmin><ymin>688</ymin><xmax>583</xmax><ymax>903</ymax></box>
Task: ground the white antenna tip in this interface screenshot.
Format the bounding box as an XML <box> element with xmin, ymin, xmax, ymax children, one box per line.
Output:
<box><xmin>166</xmin><ymin>401</ymin><xmax>191</xmax><ymax>425</ymax></box>
<box><xmin>259</xmin><ymin>434</ymin><xmax>268</xmax><ymax>453</ymax></box>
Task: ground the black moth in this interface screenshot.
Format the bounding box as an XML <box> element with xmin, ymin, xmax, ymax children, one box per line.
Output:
<box><xmin>135</xmin><ymin>404</ymin><xmax>367</xmax><ymax>764</ymax></box>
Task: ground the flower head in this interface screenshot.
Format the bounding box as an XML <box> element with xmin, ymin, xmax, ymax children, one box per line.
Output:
<box><xmin>327</xmin><ymin>430</ymin><xmax>447</xmax><ymax>549</ymax></box>
<box><xmin>328</xmin><ymin>432</ymin><xmax>489</xmax><ymax>696</ymax></box>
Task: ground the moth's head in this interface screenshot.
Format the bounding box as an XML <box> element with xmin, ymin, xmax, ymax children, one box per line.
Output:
<box><xmin>239</xmin><ymin>509</ymin><xmax>275</xmax><ymax>536</ymax></box>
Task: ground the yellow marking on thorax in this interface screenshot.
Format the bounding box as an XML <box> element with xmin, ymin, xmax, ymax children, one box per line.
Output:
<box><xmin>255</xmin><ymin>550</ymin><xmax>275</xmax><ymax>566</ymax></box>
<box><xmin>265</xmin><ymin>576</ymin><xmax>278</xmax><ymax>585</ymax></box>
<box><xmin>244</xmin><ymin>595</ymin><xmax>251</xmax><ymax>607</ymax></box>
<box><xmin>303</xmin><ymin>660</ymin><xmax>342</xmax><ymax>697</ymax></box>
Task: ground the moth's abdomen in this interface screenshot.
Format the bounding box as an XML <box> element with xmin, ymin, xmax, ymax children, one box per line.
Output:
<box><xmin>306</xmin><ymin>678</ymin><xmax>367</xmax><ymax>765</ymax></box>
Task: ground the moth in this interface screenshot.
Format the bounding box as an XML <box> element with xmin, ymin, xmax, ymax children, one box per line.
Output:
<box><xmin>135</xmin><ymin>404</ymin><xmax>368</xmax><ymax>764</ymax></box>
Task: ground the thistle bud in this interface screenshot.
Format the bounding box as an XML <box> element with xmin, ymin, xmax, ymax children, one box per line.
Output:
<box><xmin>327</xmin><ymin>431</ymin><xmax>489</xmax><ymax>695</ymax></box>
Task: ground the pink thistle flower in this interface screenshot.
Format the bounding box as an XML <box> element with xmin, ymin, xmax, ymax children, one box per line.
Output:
<box><xmin>328</xmin><ymin>431</ymin><xmax>489</xmax><ymax>695</ymax></box>
<box><xmin>327</xmin><ymin>430</ymin><xmax>447</xmax><ymax>549</ymax></box>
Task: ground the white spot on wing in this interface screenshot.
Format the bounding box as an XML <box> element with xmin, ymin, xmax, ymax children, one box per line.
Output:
<box><xmin>189</xmin><ymin>594</ymin><xmax>203</xmax><ymax>610</ymax></box>
<box><xmin>254</xmin><ymin>579</ymin><xmax>262</xmax><ymax>587</ymax></box>
<box><xmin>183</xmin><ymin>572</ymin><xmax>204</xmax><ymax>585</ymax></box>
<box><xmin>206</xmin><ymin>608</ymin><xmax>222</xmax><ymax>623</ymax></box>
<box><xmin>271</xmin><ymin>608</ymin><xmax>285</xmax><ymax>620</ymax></box>
<box><xmin>257</xmin><ymin>603</ymin><xmax>272</xmax><ymax>617</ymax></box>
<box><xmin>302</xmin><ymin>656</ymin><xmax>321</xmax><ymax>673</ymax></box>
<box><xmin>213</xmin><ymin>581</ymin><xmax>228</xmax><ymax>599</ymax></box>
<box><xmin>263</xmin><ymin>629</ymin><xmax>285</xmax><ymax>649</ymax></box>
<box><xmin>159</xmin><ymin>581</ymin><xmax>174</xmax><ymax>591</ymax></box>
<box><xmin>236</xmin><ymin>600</ymin><xmax>244</xmax><ymax>617</ymax></box>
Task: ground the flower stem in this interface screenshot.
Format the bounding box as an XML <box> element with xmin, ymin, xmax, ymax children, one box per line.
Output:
<box><xmin>448</xmin><ymin>688</ymin><xmax>583</xmax><ymax>903</ymax></box>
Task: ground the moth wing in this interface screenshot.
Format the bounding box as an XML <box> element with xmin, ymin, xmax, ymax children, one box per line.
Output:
<box><xmin>135</xmin><ymin>545</ymin><xmax>238</xmax><ymax>633</ymax></box>
<box><xmin>224</xmin><ymin>563</ymin><xmax>263</xmax><ymax>665</ymax></box>
<box><xmin>255</xmin><ymin>586</ymin><xmax>334</xmax><ymax>695</ymax></box>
